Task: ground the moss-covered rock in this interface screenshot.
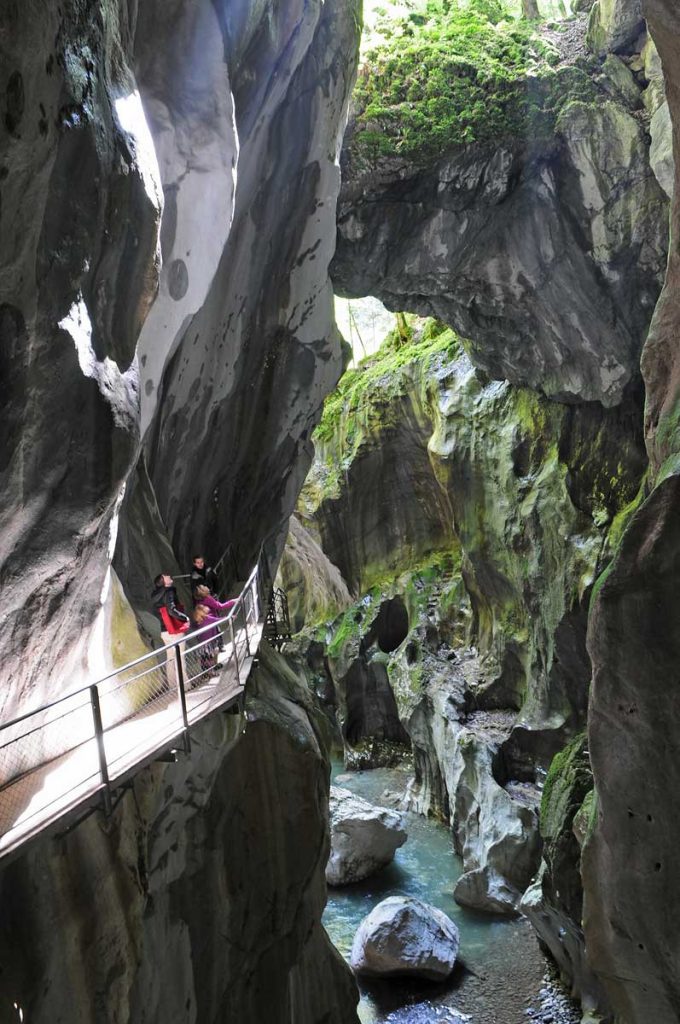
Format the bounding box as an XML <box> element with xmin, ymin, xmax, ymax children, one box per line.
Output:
<box><xmin>586</xmin><ymin>0</ymin><xmax>644</xmax><ymax>56</ymax></box>
<box><xmin>520</xmin><ymin>735</ymin><xmax>610</xmax><ymax>1012</ymax></box>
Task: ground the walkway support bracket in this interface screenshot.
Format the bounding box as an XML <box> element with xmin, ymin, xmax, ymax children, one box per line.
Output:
<box><xmin>175</xmin><ymin>646</ymin><xmax>191</xmax><ymax>755</ymax></box>
<box><xmin>90</xmin><ymin>685</ymin><xmax>112</xmax><ymax>816</ymax></box>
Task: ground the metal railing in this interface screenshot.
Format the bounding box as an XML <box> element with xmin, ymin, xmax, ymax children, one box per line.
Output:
<box><xmin>0</xmin><ymin>555</ymin><xmax>266</xmax><ymax>847</ymax></box>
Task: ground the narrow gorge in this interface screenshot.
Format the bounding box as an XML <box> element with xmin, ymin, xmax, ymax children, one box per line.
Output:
<box><xmin>0</xmin><ymin>1</ymin><xmax>679</xmax><ymax>1023</ymax></box>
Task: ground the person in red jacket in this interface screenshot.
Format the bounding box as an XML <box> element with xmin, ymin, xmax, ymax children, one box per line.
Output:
<box><xmin>151</xmin><ymin>573</ymin><xmax>190</xmax><ymax>689</ymax></box>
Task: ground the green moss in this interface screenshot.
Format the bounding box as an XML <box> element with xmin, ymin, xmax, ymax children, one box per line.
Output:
<box><xmin>315</xmin><ymin>317</ymin><xmax>459</xmax><ymax>443</ymax></box>
<box><xmin>541</xmin><ymin>732</ymin><xmax>593</xmax><ymax>841</ymax></box>
<box><xmin>307</xmin><ymin>318</ymin><xmax>462</xmax><ymax>508</ymax></box>
<box><xmin>606</xmin><ymin>481</ymin><xmax>646</xmax><ymax>553</ymax></box>
<box><xmin>351</xmin><ymin>1</ymin><xmax>600</xmax><ymax>162</ymax></box>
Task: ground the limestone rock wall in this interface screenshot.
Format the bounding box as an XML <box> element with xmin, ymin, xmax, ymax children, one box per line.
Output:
<box><xmin>303</xmin><ymin>329</ymin><xmax>645</xmax><ymax>750</ymax></box>
<box><xmin>0</xmin><ymin>1</ymin><xmax>361</xmax><ymax>1020</ymax></box>
<box><xmin>0</xmin><ymin>643</ymin><xmax>359</xmax><ymax>1024</ymax></box>
<box><xmin>583</xmin><ymin>4</ymin><xmax>680</xmax><ymax>1020</ymax></box>
<box><xmin>333</xmin><ymin>48</ymin><xmax>668</xmax><ymax>407</ymax></box>
<box><xmin>142</xmin><ymin>0</ymin><xmax>359</xmax><ymax>580</ymax></box>
<box><xmin>0</xmin><ymin>0</ymin><xmax>162</xmax><ymax>710</ymax></box>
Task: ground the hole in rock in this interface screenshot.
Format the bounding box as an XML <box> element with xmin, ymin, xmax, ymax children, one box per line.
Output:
<box><xmin>655</xmin><ymin>863</ymin><xmax>662</xmax><ymax>872</ymax></box>
<box><xmin>405</xmin><ymin>640</ymin><xmax>419</xmax><ymax>666</ymax></box>
<box><xmin>341</xmin><ymin>658</ymin><xmax>410</xmax><ymax>747</ymax></box>
<box><xmin>364</xmin><ymin>596</ymin><xmax>409</xmax><ymax>654</ymax></box>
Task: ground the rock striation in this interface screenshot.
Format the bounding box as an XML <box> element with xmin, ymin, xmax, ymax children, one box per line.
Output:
<box><xmin>326</xmin><ymin>786</ymin><xmax>407</xmax><ymax>886</ymax></box>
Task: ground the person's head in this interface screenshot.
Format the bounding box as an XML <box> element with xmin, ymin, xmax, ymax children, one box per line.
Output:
<box><xmin>196</xmin><ymin>584</ymin><xmax>211</xmax><ymax>599</ymax></box>
<box><xmin>154</xmin><ymin>572</ymin><xmax>173</xmax><ymax>588</ymax></box>
<box><xmin>193</xmin><ymin>606</ymin><xmax>209</xmax><ymax>625</ymax></box>
<box><xmin>193</xmin><ymin>556</ymin><xmax>205</xmax><ymax>570</ymax></box>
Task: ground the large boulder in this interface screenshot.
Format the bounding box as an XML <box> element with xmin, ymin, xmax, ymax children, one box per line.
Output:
<box><xmin>586</xmin><ymin>0</ymin><xmax>644</xmax><ymax>55</ymax></box>
<box><xmin>326</xmin><ymin>787</ymin><xmax>407</xmax><ymax>885</ymax></box>
<box><xmin>350</xmin><ymin>896</ymin><xmax>459</xmax><ymax>980</ymax></box>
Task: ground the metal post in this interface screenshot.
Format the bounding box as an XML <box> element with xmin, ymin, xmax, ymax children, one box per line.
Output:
<box><xmin>241</xmin><ymin>597</ymin><xmax>250</xmax><ymax>656</ymax></box>
<box><xmin>175</xmin><ymin>644</ymin><xmax>191</xmax><ymax>754</ymax></box>
<box><xmin>90</xmin><ymin>686</ymin><xmax>112</xmax><ymax>815</ymax></box>
<box><xmin>251</xmin><ymin>573</ymin><xmax>260</xmax><ymax>624</ymax></box>
<box><xmin>230</xmin><ymin>619</ymin><xmax>241</xmax><ymax>687</ymax></box>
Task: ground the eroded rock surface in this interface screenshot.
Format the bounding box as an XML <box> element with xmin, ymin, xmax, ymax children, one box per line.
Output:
<box><xmin>350</xmin><ymin>896</ymin><xmax>459</xmax><ymax>980</ymax></box>
<box><xmin>0</xmin><ymin>0</ymin><xmax>162</xmax><ymax>708</ymax></box>
<box><xmin>326</xmin><ymin>786</ymin><xmax>407</xmax><ymax>886</ymax></box>
<box><xmin>334</xmin><ymin>82</ymin><xmax>667</xmax><ymax>406</ymax></box>
<box><xmin>581</xmin><ymin>3</ymin><xmax>680</xmax><ymax>1022</ymax></box>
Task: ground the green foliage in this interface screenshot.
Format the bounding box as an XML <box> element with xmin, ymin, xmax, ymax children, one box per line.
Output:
<box><xmin>352</xmin><ymin>0</ymin><xmax>599</xmax><ymax>160</ymax></box>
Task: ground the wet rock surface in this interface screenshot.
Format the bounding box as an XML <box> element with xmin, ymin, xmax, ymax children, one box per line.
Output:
<box><xmin>327</xmin><ymin>786</ymin><xmax>408</xmax><ymax>886</ymax></box>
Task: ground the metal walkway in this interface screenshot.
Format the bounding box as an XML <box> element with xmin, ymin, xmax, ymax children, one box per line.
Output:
<box><xmin>0</xmin><ymin>561</ymin><xmax>265</xmax><ymax>864</ymax></box>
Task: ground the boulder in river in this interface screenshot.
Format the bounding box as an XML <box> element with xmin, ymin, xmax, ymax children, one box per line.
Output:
<box><xmin>327</xmin><ymin>786</ymin><xmax>407</xmax><ymax>885</ymax></box>
<box><xmin>350</xmin><ymin>896</ymin><xmax>460</xmax><ymax>980</ymax></box>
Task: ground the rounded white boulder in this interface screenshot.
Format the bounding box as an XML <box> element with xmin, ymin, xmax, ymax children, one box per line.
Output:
<box><xmin>350</xmin><ymin>896</ymin><xmax>460</xmax><ymax>980</ymax></box>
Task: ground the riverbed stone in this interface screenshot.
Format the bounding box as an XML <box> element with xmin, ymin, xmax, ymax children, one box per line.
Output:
<box><xmin>327</xmin><ymin>787</ymin><xmax>407</xmax><ymax>885</ymax></box>
<box><xmin>350</xmin><ymin>896</ymin><xmax>459</xmax><ymax>980</ymax></box>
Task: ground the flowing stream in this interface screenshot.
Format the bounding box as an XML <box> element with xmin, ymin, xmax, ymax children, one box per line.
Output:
<box><xmin>323</xmin><ymin>761</ymin><xmax>579</xmax><ymax>1024</ymax></box>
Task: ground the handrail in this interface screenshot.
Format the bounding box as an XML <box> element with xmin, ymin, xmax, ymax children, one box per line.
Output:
<box><xmin>0</xmin><ymin>543</ymin><xmax>274</xmax><ymax>860</ymax></box>
<box><xmin>0</xmin><ymin>558</ymin><xmax>261</xmax><ymax>737</ymax></box>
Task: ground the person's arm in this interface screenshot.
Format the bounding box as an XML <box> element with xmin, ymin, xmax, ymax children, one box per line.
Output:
<box><xmin>207</xmin><ymin>596</ymin><xmax>236</xmax><ymax>613</ymax></box>
<box><xmin>165</xmin><ymin>590</ymin><xmax>189</xmax><ymax>622</ymax></box>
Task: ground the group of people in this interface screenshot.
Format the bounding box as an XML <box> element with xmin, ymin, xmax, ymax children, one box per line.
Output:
<box><xmin>151</xmin><ymin>555</ymin><xmax>237</xmax><ymax>686</ymax></box>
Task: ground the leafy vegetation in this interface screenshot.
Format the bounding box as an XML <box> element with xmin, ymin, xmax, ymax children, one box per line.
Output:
<box><xmin>351</xmin><ymin>0</ymin><xmax>598</xmax><ymax>160</ymax></box>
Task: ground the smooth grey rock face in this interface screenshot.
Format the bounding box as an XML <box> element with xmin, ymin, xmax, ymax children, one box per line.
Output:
<box><xmin>0</xmin><ymin>0</ymin><xmax>162</xmax><ymax>709</ymax></box>
<box><xmin>141</xmin><ymin>0</ymin><xmax>360</xmax><ymax>580</ymax></box>
<box><xmin>350</xmin><ymin>896</ymin><xmax>460</xmax><ymax>980</ymax></box>
<box><xmin>333</xmin><ymin>104</ymin><xmax>668</xmax><ymax>407</ymax></box>
<box><xmin>327</xmin><ymin>786</ymin><xmax>407</xmax><ymax>886</ymax></box>
<box><xmin>134</xmin><ymin>0</ymin><xmax>238</xmax><ymax>437</ymax></box>
<box><xmin>582</xmin><ymin>4</ymin><xmax>680</xmax><ymax>1021</ymax></box>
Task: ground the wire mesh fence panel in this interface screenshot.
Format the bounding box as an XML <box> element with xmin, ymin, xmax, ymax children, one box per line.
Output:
<box><xmin>0</xmin><ymin>691</ymin><xmax>100</xmax><ymax>841</ymax></box>
<box><xmin>0</xmin><ymin>556</ymin><xmax>267</xmax><ymax>856</ymax></box>
<box><xmin>97</xmin><ymin>656</ymin><xmax>170</xmax><ymax>732</ymax></box>
<box><xmin>184</xmin><ymin>634</ymin><xmax>219</xmax><ymax>689</ymax></box>
<box><xmin>0</xmin><ymin>690</ymin><xmax>95</xmax><ymax>789</ymax></box>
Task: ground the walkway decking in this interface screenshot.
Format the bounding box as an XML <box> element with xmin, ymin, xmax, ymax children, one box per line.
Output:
<box><xmin>0</xmin><ymin>564</ymin><xmax>266</xmax><ymax>864</ymax></box>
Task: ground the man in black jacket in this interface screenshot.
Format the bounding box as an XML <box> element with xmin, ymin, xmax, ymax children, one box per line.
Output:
<box><xmin>189</xmin><ymin>556</ymin><xmax>219</xmax><ymax>602</ymax></box>
<box><xmin>151</xmin><ymin>573</ymin><xmax>190</xmax><ymax>689</ymax></box>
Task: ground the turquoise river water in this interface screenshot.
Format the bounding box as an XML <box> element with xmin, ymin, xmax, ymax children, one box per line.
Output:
<box><xmin>322</xmin><ymin>761</ymin><xmax>578</xmax><ymax>1024</ymax></box>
